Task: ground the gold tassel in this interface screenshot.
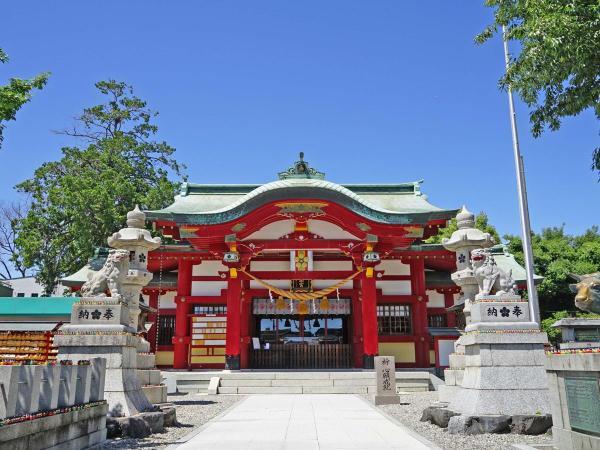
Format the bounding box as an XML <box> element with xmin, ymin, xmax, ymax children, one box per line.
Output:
<box><xmin>276</xmin><ymin>296</ymin><xmax>286</xmax><ymax>311</ymax></box>
<box><xmin>297</xmin><ymin>300</ymin><xmax>309</xmax><ymax>315</ymax></box>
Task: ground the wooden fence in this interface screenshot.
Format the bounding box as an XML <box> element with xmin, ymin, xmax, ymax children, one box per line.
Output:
<box><xmin>251</xmin><ymin>344</ymin><xmax>352</xmax><ymax>369</ymax></box>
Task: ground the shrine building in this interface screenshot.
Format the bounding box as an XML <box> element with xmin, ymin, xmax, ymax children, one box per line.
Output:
<box><xmin>63</xmin><ymin>154</ymin><xmax>530</xmax><ymax>371</ymax></box>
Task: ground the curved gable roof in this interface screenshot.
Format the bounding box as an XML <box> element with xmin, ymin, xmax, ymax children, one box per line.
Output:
<box><xmin>147</xmin><ymin>178</ymin><xmax>457</xmax><ymax>226</ymax></box>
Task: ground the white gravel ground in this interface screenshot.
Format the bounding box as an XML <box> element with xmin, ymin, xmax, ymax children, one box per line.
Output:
<box><xmin>98</xmin><ymin>394</ymin><xmax>243</xmax><ymax>449</ymax></box>
<box><xmin>99</xmin><ymin>392</ymin><xmax>554</xmax><ymax>449</ymax></box>
<box><xmin>378</xmin><ymin>391</ymin><xmax>554</xmax><ymax>450</ymax></box>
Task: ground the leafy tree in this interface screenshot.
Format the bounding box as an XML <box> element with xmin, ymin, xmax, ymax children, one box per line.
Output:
<box><xmin>541</xmin><ymin>310</ymin><xmax>600</xmax><ymax>346</ymax></box>
<box><xmin>0</xmin><ymin>200</ymin><xmax>30</xmax><ymax>279</ymax></box>
<box><xmin>15</xmin><ymin>80</ymin><xmax>185</xmax><ymax>294</ymax></box>
<box><xmin>0</xmin><ymin>48</ymin><xmax>49</xmax><ymax>148</ymax></box>
<box><xmin>505</xmin><ymin>226</ymin><xmax>600</xmax><ymax>316</ymax></box>
<box><xmin>477</xmin><ymin>1</ymin><xmax>600</xmax><ymax>175</ymax></box>
<box><xmin>427</xmin><ymin>211</ymin><xmax>501</xmax><ymax>244</ymax></box>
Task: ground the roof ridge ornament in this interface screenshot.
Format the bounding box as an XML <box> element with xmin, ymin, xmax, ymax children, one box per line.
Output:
<box><xmin>278</xmin><ymin>152</ymin><xmax>326</xmax><ymax>180</ymax></box>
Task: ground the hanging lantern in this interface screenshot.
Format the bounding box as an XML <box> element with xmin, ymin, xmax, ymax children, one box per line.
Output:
<box><xmin>276</xmin><ymin>296</ymin><xmax>286</xmax><ymax>311</ymax></box>
<box><xmin>320</xmin><ymin>296</ymin><xmax>329</xmax><ymax>312</ymax></box>
<box><xmin>313</xmin><ymin>318</ymin><xmax>320</xmax><ymax>328</ymax></box>
<box><xmin>284</xmin><ymin>318</ymin><xmax>291</xmax><ymax>328</ymax></box>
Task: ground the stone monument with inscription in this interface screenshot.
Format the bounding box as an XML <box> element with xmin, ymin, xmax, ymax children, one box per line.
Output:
<box><xmin>55</xmin><ymin>206</ymin><xmax>162</xmax><ymax>417</ymax></box>
<box><xmin>372</xmin><ymin>356</ymin><xmax>401</xmax><ymax>405</ymax></box>
<box><xmin>544</xmin><ymin>273</ymin><xmax>600</xmax><ymax>449</ymax></box>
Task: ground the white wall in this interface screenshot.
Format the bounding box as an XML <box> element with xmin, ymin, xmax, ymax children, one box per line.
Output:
<box><xmin>192</xmin><ymin>261</ymin><xmax>227</xmax><ymax>276</ymax></box>
<box><xmin>6</xmin><ymin>277</ymin><xmax>66</xmax><ymax>297</ymax></box>
<box><xmin>191</xmin><ymin>281</ymin><xmax>227</xmax><ymax>296</ymax></box>
<box><xmin>307</xmin><ymin>220</ymin><xmax>359</xmax><ymax>240</ymax></box>
<box><xmin>313</xmin><ymin>260</ymin><xmax>352</xmax><ymax>271</ymax></box>
<box><xmin>376</xmin><ymin>280</ymin><xmax>412</xmax><ymax>295</ymax></box>
<box><xmin>426</xmin><ymin>289</ymin><xmax>446</xmax><ymax>308</ymax></box>
<box><xmin>375</xmin><ymin>260</ymin><xmax>410</xmax><ymax>275</ymax></box>
<box><xmin>143</xmin><ymin>291</ymin><xmax>177</xmax><ymax>309</ymax></box>
<box><xmin>243</xmin><ymin>220</ymin><xmax>295</xmax><ymax>240</ymax></box>
<box><xmin>250</xmin><ymin>260</ymin><xmax>289</xmax><ymax>271</ymax></box>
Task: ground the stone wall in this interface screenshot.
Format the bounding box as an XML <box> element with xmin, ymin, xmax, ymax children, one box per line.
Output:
<box><xmin>0</xmin><ymin>358</ymin><xmax>107</xmax><ymax>449</ymax></box>
<box><xmin>0</xmin><ymin>402</ymin><xmax>108</xmax><ymax>450</ymax></box>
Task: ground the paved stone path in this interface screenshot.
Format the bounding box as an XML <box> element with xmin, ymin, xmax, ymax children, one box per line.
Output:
<box><xmin>173</xmin><ymin>394</ymin><xmax>438</xmax><ymax>449</ymax></box>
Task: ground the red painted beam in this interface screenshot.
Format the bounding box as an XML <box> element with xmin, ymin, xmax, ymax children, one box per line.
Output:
<box><xmin>235</xmin><ymin>270</ymin><xmax>376</xmax><ymax>280</ymax></box>
<box><xmin>237</xmin><ymin>239</ymin><xmax>362</xmax><ymax>251</ymax></box>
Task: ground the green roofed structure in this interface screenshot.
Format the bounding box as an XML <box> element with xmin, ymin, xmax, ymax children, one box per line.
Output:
<box><xmin>0</xmin><ymin>297</ymin><xmax>76</xmax><ymax>331</ymax></box>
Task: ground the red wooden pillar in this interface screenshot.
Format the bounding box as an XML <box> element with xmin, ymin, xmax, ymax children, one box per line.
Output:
<box><xmin>147</xmin><ymin>291</ymin><xmax>159</xmax><ymax>353</ymax></box>
<box><xmin>173</xmin><ymin>259</ymin><xmax>192</xmax><ymax>369</ymax></box>
<box><xmin>225</xmin><ymin>274</ymin><xmax>242</xmax><ymax>370</ymax></box>
<box><xmin>351</xmin><ymin>278</ymin><xmax>363</xmax><ymax>368</ymax></box>
<box><xmin>410</xmin><ymin>259</ymin><xmax>430</xmax><ymax>367</ymax></box>
<box><xmin>239</xmin><ymin>280</ymin><xmax>251</xmax><ymax>369</ymax></box>
<box><xmin>361</xmin><ymin>272</ymin><xmax>378</xmax><ymax>369</ymax></box>
<box><xmin>444</xmin><ymin>291</ymin><xmax>457</xmax><ymax>328</ymax></box>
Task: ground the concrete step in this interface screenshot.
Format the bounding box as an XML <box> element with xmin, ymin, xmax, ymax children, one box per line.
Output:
<box><xmin>164</xmin><ymin>370</ymin><xmax>433</xmax><ymax>394</ymax></box>
<box><xmin>217</xmin><ymin>385</ymin><xmax>375</xmax><ymax>394</ymax></box>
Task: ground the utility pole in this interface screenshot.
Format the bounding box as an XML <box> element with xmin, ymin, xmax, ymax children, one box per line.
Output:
<box><xmin>502</xmin><ymin>25</ymin><xmax>541</xmax><ymax>327</ymax></box>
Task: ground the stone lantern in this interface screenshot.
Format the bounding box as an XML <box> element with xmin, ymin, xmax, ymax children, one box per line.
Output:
<box><xmin>441</xmin><ymin>206</ymin><xmax>494</xmax><ymax>325</ymax></box>
<box><xmin>107</xmin><ymin>206</ymin><xmax>161</xmax><ymax>334</ymax></box>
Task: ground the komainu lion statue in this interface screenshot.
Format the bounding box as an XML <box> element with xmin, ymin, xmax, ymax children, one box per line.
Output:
<box><xmin>471</xmin><ymin>248</ymin><xmax>516</xmax><ymax>296</ymax></box>
<box><xmin>80</xmin><ymin>249</ymin><xmax>130</xmax><ymax>298</ymax></box>
<box><xmin>569</xmin><ymin>272</ymin><xmax>600</xmax><ymax>313</ymax></box>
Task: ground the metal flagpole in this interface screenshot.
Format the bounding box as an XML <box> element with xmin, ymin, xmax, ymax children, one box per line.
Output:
<box><xmin>502</xmin><ymin>25</ymin><xmax>541</xmax><ymax>327</ymax></box>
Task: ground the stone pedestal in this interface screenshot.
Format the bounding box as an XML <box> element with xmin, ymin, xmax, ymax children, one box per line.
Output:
<box><xmin>448</xmin><ymin>330</ymin><xmax>550</xmax><ymax>416</ymax></box>
<box><xmin>55</xmin><ymin>297</ymin><xmax>153</xmax><ymax>417</ymax></box>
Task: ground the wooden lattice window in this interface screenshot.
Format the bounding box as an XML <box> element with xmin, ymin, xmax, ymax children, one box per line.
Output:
<box><xmin>377</xmin><ymin>304</ymin><xmax>412</xmax><ymax>335</ymax></box>
<box><xmin>428</xmin><ymin>314</ymin><xmax>447</xmax><ymax>328</ymax></box>
<box><xmin>157</xmin><ymin>315</ymin><xmax>176</xmax><ymax>346</ymax></box>
<box><xmin>193</xmin><ymin>305</ymin><xmax>227</xmax><ymax>314</ymax></box>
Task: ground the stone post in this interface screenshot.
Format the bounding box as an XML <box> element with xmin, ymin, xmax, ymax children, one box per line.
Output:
<box><xmin>372</xmin><ymin>356</ymin><xmax>401</xmax><ymax>405</ymax></box>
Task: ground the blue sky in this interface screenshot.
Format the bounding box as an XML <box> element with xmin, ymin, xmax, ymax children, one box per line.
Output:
<box><xmin>1</xmin><ymin>1</ymin><xmax>598</xmax><ymax>238</ymax></box>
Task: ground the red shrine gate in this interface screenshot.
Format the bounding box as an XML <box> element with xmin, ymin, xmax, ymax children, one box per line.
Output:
<box><xmin>143</xmin><ymin>156</ymin><xmax>461</xmax><ymax>370</ymax></box>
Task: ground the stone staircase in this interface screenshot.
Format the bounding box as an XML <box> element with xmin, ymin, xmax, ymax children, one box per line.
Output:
<box><xmin>163</xmin><ymin>370</ymin><xmax>433</xmax><ymax>395</ymax></box>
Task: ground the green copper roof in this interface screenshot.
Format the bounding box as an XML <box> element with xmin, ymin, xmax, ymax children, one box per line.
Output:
<box><xmin>0</xmin><ymin>297</ymin><xmax>76</xmax><ymax>316</ymax></box>
<box><xmin>147</xmin><ymin>178</ymin><xmax>457</xmax><ymax>226</ymax></box>
<box><xmin>144</xmin><ymin>155</ymin><xmax>460</xmax><ymax>226</ymax></box>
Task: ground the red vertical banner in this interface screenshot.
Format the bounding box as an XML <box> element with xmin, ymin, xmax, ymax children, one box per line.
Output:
<box><xmin>173</xmin><ymin>259</ymin><xmax>192</xmax><ymax>369</ymax></box>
